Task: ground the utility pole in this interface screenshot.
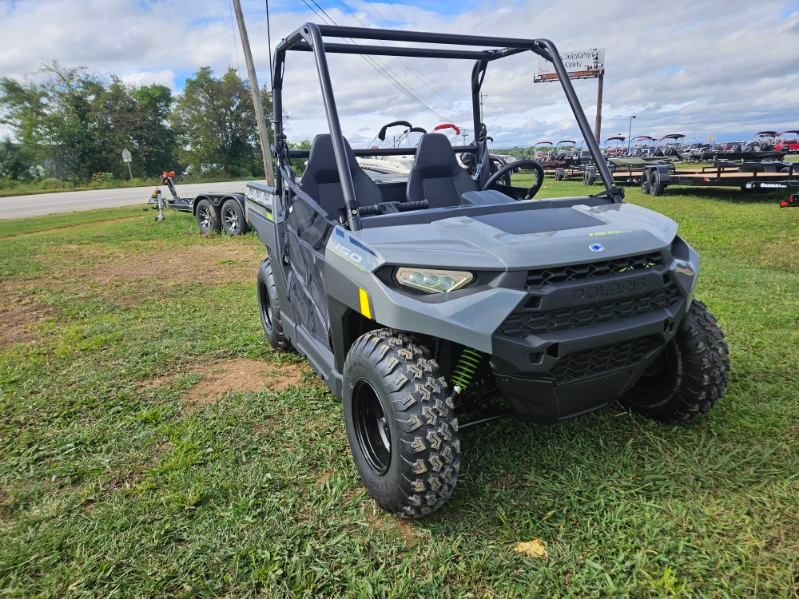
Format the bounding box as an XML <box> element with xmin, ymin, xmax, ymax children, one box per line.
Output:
<box><xmin>627</xmin><ymin>115</ymin><xmax>636</xmax><ymax>154</ymax></box>
<box><xmin>594</xmin><ymin>72</ymin><xmax>604</xmax><ymax>143</ymax></box>
<box><xmin>231</xmin><ymin>0</ymin><xmax>275</xmax><ymax>186</ymax></box>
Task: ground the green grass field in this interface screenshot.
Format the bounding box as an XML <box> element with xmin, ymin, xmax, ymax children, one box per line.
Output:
<box><xmin>1</xmin><ymin>180</ymin><xmax>798</xmax><ymax>596</ymax></box>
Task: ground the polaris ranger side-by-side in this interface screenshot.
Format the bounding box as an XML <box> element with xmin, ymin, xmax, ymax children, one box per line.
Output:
<box><xmin>246</xmin><ymin>24</ymin><xmax>729</xmax><ymax>518</ymax></box>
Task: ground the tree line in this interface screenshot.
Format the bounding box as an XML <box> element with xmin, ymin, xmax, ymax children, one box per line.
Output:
<box><xmin>0</xmin><ymin>63</ymin><xmax>273</xmax><ymax>183</ymax></box>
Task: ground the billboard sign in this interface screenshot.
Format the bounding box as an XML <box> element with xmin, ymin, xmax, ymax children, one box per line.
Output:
<box><xmin>535</xmin><ymin>48</ymin><xmax>605</xmax><ymax>82</ymax></box>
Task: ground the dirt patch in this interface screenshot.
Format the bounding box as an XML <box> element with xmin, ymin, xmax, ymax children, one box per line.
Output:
<box><xmin>0</xmin><ymin>290</ymin><xmax>55</xmax><ymax>349</ymax></box>
<box><xmin>180</xmin><ymin>358</ymin><xmax>306</xmax><ymax>407</ymax></box>
<box><xmin>83</xmin><ymin>242</ymin><xmax>261</xmax><ymax>287</ymax></box>
<box><xmin>366</xmin><ymin>505</ymin><xmax>422</xmax><ymax>546</ymax></box>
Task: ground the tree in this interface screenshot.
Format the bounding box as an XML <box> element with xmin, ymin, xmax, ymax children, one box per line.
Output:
<box><xmin>93</xmin><ymin>78</ymin><xmax>176</xmax><ymax>178</ymax></box>
<box><xmin>0</xmin><ymin>139</ymin><xmax>30</xmax><ymax>180</ymax></box>
<box><xmin>131</xmin><ymin>84</ymin><xmax>176</xmax><ymax>176</ymax></box>
<box><xmin>170</xmin><ymin>67</ymin><xmax>272</xmax><ymax>177</ymax></box>
<box><xmin>0</xmin><ymin>63</ymin><xmax>177</xmax><ymax>181</ymax></box>
<box><xmin>0</xmin><ymin>76</ymin><xmax>49</xmax><ymax>176</ymax></box>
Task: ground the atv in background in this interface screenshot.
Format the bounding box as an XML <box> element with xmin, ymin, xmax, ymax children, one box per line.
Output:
<box><xmin>247</xmin><ymin>23</ymin><xmax>729</xmax><ymax>518</ymax></box>
<box><xmin>148</xmin><ymin>171</ymin><xmax>249</xmax><ymax>235</ymax></box>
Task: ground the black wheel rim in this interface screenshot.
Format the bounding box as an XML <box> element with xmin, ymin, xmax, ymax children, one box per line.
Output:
<box><xmin>222</xmin><ymin>206</ymin><xmax>239</xmax><ymax>232</ymax></box>
<box><xmin>352</xmin><ymin>379</ymin><xmax>391</xmax><ymax>475</ymax></box>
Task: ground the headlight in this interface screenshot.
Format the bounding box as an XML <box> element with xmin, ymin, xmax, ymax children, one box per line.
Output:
<box><xmin>395</xmin><ymin>267</ymin><xmax>473</xmax><ymax>294</ymax></box>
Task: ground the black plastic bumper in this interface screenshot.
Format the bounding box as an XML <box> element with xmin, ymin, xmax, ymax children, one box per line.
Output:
<box><xmin>490</xmin><ymin>249</ymin><xmax>693</xmax><ymax>423</ymax></box>
<box><xmin>493</xmin><ymin>327</ymin><xmax>671</xmax><ymax>422</ymax></box>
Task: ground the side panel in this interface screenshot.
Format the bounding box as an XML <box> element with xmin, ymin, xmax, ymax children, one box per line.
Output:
<box><xmin>248</xmin><ymin>181</ymin><xmax>341</xmax><ymax>396</ymax></box>
<box><xmin>245</xmin><ymin>183</ymin><xmax>278</xmax><ymax>249</ymax></box>
<box><xmin>246</xmin><ymin>181</ymin><xmax>295</xmax><ymax>329</ymax></box>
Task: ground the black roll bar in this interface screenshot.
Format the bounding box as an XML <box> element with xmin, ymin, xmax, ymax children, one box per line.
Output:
<box><xmin>271</xmin><ymin>23</ymin><xmax>619</xmax><ymax>231</ymax></box>
<box><xmin>300</xmin><ymin>23</ymin><xmax>361</xmax><ymax>231</ymax></box>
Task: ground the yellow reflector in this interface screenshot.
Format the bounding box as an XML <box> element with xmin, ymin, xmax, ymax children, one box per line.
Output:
<box><xmin>359</xmin><ymin>288</ymin><xmax>372</xmax><ymax>319</ymax></box>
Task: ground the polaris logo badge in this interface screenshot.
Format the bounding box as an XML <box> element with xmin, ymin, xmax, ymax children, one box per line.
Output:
<box><xmin>589</xmin><ymin>243</ymin><xmax>605</xmax><ymax>252</ymax></box>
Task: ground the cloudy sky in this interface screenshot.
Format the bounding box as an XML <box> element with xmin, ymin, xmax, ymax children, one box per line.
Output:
<box><xmin>1</xmin><ymin>0</ymin><xmax>798</xmax><ymax>147</ymax></box>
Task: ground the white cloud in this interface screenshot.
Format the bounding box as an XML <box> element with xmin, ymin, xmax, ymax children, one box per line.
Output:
<box><xmin>0</xmin><ymin>0</ymin><xmax>797</xmax><ymax>146</ymax></box>
<box><xmin>118</xmin><ymin>70</ymin><xmax>177</xmax><ymax>90</ymax></box>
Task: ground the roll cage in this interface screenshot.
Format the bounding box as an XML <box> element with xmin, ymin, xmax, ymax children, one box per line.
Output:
<box><xmin>271</xmin><ymin>23</ymin><xmax>619</xmax><ymax>231</ymax></box>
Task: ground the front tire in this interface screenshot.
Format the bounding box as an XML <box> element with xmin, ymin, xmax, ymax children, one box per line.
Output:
<box><xmin>257</xmin><ymin>258</ymin><xmax>290</xmax><ymax>352</ymax></box>
<box><xmin>621</xmin><ymin>300</ymin><xmax>729</xmax><ymax>424</ymax></box>
<box><xmin>343</xmin><ymin>330</ymin><xmax>460</xmax><ymax>518</ymax></box>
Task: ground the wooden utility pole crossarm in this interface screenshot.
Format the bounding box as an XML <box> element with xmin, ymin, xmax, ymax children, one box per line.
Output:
<box><xmin>231</xmin><ymin>0</ymin><xmax>275</xmax><ymax>186</ymax></box>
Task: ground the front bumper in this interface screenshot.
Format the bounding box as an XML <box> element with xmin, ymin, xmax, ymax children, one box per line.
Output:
<box><xmin>490</xmin><ymin>247</ymin><xmax>697</xmax><ymax>422</ymax></box>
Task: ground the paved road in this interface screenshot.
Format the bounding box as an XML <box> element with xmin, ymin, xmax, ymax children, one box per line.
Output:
<box><xmin>0</xmin><ymin>181</ymin><xmax>252</xmax><ymax>219</ymax></box>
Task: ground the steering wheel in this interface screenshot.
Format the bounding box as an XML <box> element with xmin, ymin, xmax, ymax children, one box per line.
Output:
<box><xmin>482</xmin><ymin>159</ymin><xmax>545</xmax><ymax>199</ymax></box>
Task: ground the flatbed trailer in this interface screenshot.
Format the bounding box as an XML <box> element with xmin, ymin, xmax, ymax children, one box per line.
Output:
<box><xmin>640</xmin><ymin>162</ymin><xmax>799</xmax><ymax>196</ymax></box>
<box><xmin>148</xmin><ymin>171</ymin><xmax>249</xmax><ymax>235</ymax></box>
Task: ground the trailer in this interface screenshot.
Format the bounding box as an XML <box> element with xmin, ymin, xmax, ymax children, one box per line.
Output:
<box><xmin>148</xmin><ymin>171</ymin><xmax>249</xmax><ymax>235</ymax></box>
<box><xmin>640</xmin><ymin>161</ymin><xmax>799</xmax><ymax>196</ymax></box>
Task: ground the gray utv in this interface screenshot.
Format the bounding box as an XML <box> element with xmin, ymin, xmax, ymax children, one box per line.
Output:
<box><xmin>245</xmin><ymin>24</ymin><xmax>729</xmax><ymax>518</ymax></box>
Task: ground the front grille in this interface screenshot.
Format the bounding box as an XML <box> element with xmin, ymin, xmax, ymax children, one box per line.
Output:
<box><xmin>500</xmin><ymin>280</ymin><xmax>681</xmax><ymax>338</ymax></box>
<box><xmin>551</xmin><ymin>335</ymin><xmax>661</xmax><ymax>383</ymax></box>
<box><xmin>526</xmin><ymin>252</ymin><xmax>663</xmax><ymax>288</ymax></box>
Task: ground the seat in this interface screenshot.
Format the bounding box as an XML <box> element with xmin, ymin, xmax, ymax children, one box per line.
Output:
<box><xmin>300</xmin><ymin>134</ymin><xmax>383</xmax><ymax>217</ymax></box>
<box><xmin>406</xmin><ymin>133</ymin><xmax>478</xmax><ymax>207</ymax></box>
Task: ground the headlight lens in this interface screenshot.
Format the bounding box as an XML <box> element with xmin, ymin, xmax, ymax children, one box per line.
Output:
<box><xmin>395</xmin><ymin>267</ymin><xmax>473</xmax><ymax>294</ymax></box>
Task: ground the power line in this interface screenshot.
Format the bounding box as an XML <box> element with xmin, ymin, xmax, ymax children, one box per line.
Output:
<box><xmin>299</xmin><ymin>0</ymin><xmax>451</xmax><ymax>122</ymax></box>
<box><xmin>330</xmin><ymin>0</ymin><xmax>456</xmax><ymax>113</ymax></box>
<box><xmin>227</xmin><ymin>0</ymin><xmax>242</xmax><ymax>73</ymax></box>
<box><xmin>265</xmin><ymin>0</ymin><xmax>274</xmax><ymax>87</ymax></box>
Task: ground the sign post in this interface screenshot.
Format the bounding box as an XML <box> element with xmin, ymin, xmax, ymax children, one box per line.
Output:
<box><xmin>121</xmin><ymin>148</ymin><xmax>133</xmax><ymax>180</ymax></box>
<box><xmin>534</xmin><ymin>49</ymin><xmax>606</xmax><ymax>142</ymax></box>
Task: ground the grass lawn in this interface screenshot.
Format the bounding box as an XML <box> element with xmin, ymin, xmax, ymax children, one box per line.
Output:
<box><xmin>1</xmin><ymin>180</ymin><xmax>797</xmax><ymax>596</ymax></box>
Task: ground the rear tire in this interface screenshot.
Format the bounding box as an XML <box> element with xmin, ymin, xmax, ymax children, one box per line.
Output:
<box><xmin>343</xmin><ymin>329</ymin><xmax>460</xmax><ymax>518</ymax></box>
<box><xmin>257</xmin><ymin>258</ymin><xmax>291</xmax><ymax>352</ymax></box>
<box><xmin>195</xmin><ymin>199</ymin><xmax>220</xmax><ymax>233</ymax></box>
<box><xmin>621</xmin><ymin>300</ymin><xmax>729</xmax><ymax>424</ymax></box>
<box><xmin>221</xmin><ymin>199</ymin><xmax>248</xmax><ymax>236</ymax></box>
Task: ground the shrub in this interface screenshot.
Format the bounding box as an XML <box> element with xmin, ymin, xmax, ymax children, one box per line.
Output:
<box><xmin>90</xmin><ymin>172</ymin><xmax>114</xmax><ymax>186</ymax></box>
<box><xmin>39</xmin><ymin>178</ymin><xmax>64</xmax><ymax>190</ymax></box>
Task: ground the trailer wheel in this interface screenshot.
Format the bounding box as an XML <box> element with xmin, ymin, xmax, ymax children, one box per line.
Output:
<box><xmin>221</xmin><ymin>199</ymin><xmax>248</xmax><ymax>236</ymax></box>
<box><xmin>257</xmin><ymin>258</ymin><xmax>291</xmax><ymax>352</ymax></box>
<box><xmin>648</xmin><ymin>169</ymin><xmax>666</xmax><ymax>196</ymax></box>
<box><xmin>196</xmin><ymin>199</ymin><xmax>220</xmax><ymax>233</ymax></box>
<box><xmin>343</xmin><ymin>329</ymin><xmax>460</xmax><ymax>518</ymax></box>
<box><xmin>620</xmin><ymin>300</ymin><xmax>729</xmax><ymax>424</ymax></box>
<box><xmin>641</xmin><ymin>171</ymin><xmax>652</xmax><ymax>194</ymax></box>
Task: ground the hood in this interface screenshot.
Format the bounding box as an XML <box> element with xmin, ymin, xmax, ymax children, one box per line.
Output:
<box><xmin>356</xmin><ymin>202</ymin><xmax>677</xmax><ymax>271</ymax></box>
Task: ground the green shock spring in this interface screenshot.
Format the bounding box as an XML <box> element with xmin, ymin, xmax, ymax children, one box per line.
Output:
<box><xmin>450</xmin><ymin>347</ymin><xmax>484</xmax><ymax>393</ymax></box>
